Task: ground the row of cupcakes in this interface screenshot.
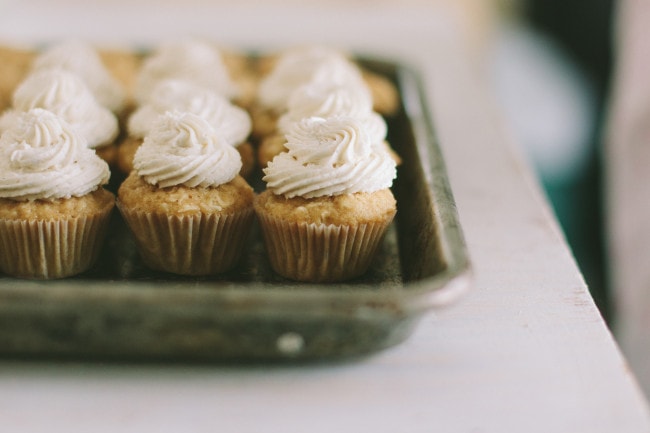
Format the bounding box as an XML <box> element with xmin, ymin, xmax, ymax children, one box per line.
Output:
<box><xmin>0</xmin><ymin>42</ymin><xmax>128</xmax><ymax>279</ymax></box>
<box><xmin>117</xmin><ymin>41</ymin><xmax>400</xmax><ymax>281</ymax></box>
<box><xmin>0</xmin><ymin>108</ymin><xmax>396</xmax><ymax>282</ymax></box>
<box><xmin>117</xmin><ymin>40</ymin><xmax>399</xmax><ymax>178</ymax></box>
<box><xmin>115</xmin><ymin>38</ymin><xmax>257</xmax><ymax>177</ymax></box>
<box><xmin>0</xmin><ymin>41</ymin><xmax>126</xmax><ymax>164</ymax></box>
<box><xmin>0</xmin><ymin>39</ymin><xmax>255</xmax><ymax>176</ymax></box>
<box><xmin>0</xmin><ymin>39</ymin><xmax>400</xmax><ymax>179</ymax></box>
<box><xmin>0</xmin><ymin>40</ymin><xmax>399</xmax><ymax>282</ymax></box>
<box><xmin>248</xmin><ymin>48</ymin><xmax>399</xmax><ymax>281</ymax></box>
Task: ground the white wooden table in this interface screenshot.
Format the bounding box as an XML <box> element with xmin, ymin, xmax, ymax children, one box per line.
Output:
<box><xmin>607</xmin><ymin>0</ymin><xmax>650</xmax><ymax>398</ymax></box>
<box><xmin>0</xmin><ymin>2</ymin><xmax>648</xmax><ymax>432</ymax></box>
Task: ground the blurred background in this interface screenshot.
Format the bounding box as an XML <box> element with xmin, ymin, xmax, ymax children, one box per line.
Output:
<box><xmin>486</xmin><ymin>0</ymin><xmax>613</xmax><ymax>321</ymax></box>
<box><xmin>476</xmin><ymin>0</ymin><xmax>650</xmax><ymax>397</ymax></box>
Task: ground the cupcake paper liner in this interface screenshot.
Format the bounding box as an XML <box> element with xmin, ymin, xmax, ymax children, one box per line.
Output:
<box><xmin>117</xmin><ymin>204</ymin><xmax>254</xmax><ymax>276</ymax></box>
<box><xmin>0</xmin><ymin>209</ymin><xmax>113</xmax><ymax>279</ymax></box>
<box><xmin>256</xmin><ymin>211</ymin><xmax>395</xmax><ymax>283</ymax></box>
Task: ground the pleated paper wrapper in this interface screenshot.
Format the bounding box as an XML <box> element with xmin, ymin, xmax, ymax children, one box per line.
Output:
<box><xmin>117</xmin><ymin>204</ymin><xmax>254</xmax><ymax>276</ymax></box>
<box><xmin>0</xmin><ymin>209</ymin><xmax>113</xmax><ymax>279</ymax></box>
<box><xmin>256</xmin><ymin>211</ymin><xmax>395</xmax><ymax>283</ymax></box>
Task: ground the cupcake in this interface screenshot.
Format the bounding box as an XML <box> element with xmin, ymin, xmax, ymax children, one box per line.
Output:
<box><xmin>255</xmin><ymin>116</ymin><xmax>397</xmax><ymax>282</ymax></box>
<box><xmin>251</xmin><ymin>46</ymin><xmax>369</xmax><ymax>139</ymax></box>
<box><xmin>0</xmin><ymin>69</ymin><xmax>120</xmax><ymax>165</ymax></box>
<box><xmin>117</xmin><ymin>111</ymin><xmax>255</xmax><ymax>276</ymax></box>
<box><xmin>253</xmin><ymin>46</ymin><xmax>399</xmax><ymax>129</ymax></box>
<box><xmin>117</xmin><ymin>79</ymin><xmax>254</xmax><ymax>177</ymax></box>
<box><xmin>31</xmin><ymin>40</ymin><xmax>128</xmax><ymax>114</ymax></box>
<box><xmin>258</xmin><ymin>80</ymin><xmax>397</xmax><ymax>167</ymax></box>
<box><xmin>0</xmin><ymin>108</ymin><xmax>114</xmax><ymax>279</ymax></box>
<box><xmin>133</xmin><ymin>38</ymin><xmax>243</xmax><ymax>106</ymax></box>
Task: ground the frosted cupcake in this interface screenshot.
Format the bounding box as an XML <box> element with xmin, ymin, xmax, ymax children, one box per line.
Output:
<box><xmin>133</xmin><ymin>38</ymin><xmax>242</xmax><ymax>105</ymax></box>
<box><xmin>255</xmin><ymin>116</ymin><xmax>397</xmax><ymax>282</ymax></box>
<box><xmin>31</xmin><ymin>40</ymin><xmax>128</xmax><ymax>114</ymax></box>
<box><xmin>0</xmin><ymin>108</ymin><xmax>114</xmax><ymax>279</ymax></box>
<box><xmin>117</xmin><ymin>111</ymin><xmax>255</xmax><ymax>276</ymax></box>
<box><xmin>117</xmin><ymin>79</ymin><xmax>254</xmax><ymax>177</ymax></box>
<box><xmin>254</xmin><ymin>46</ymin><xmax>399</xmax><ymax>127</ymax></box>
<box><xmin>252</xmin><ymin>46</ymin><xmax>369</xmax><ymax>139</ymax></box>
<box><xmin>0</xmin><ymin>69</ymin><xmax>119</xmax><ymax>165</ymax></box>
<box><xmin>258</xmin><ymin>81</ymin><xmax>395</xmax><ymax>167</ymax></box>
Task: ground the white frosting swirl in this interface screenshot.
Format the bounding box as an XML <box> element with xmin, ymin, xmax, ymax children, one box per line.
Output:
<box><xmin>0</xmin><ymin>108</ymin><xmax>110</xmax><ymax>201</ymax></box>
<box><xmin>257</xmin><ymin>46</ymin><xmax>366</xmax><ymax>112</ymax></box>
<box><xmin>1</xmin><ymin>69</ymin><xmax>118</xmax><ymax>149</ymax></box>
<box><xmin>278</xmin><ymin>82</ymin><xmax>386</xmax><ymax>143</ymax></box>
<box><xmin>134</xmin><ymin>39</ymin><xmax>238</xmax><ymax>104</ymax></box>
<box><xmin>128</xmin><ymin>79</ymin><xmax>251</xmax><ymax>144</ymax></box>
<box><xmin>31</xmin><ymin>40</ymin><xmax>126</xmax><ymax>112</ymax></box>
<box><xmin>133</xmin><ymin>111</ymin><xmax>241</xmax><ymax>188</ymax></box>
<box><xmin>263</xmin><ymin>116</ymin><xmax>396</xmax><ymax>198</ymax></box>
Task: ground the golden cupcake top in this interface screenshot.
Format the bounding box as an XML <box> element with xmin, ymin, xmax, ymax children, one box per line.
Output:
<box><xmin>263</xmin><ymin>116</ymin><xmax>396</xmax><ymax>198</ymax></box>
<box><xmin>133</xmin><ymin>111</ymin><xmax>242</xmax><ymax>188</ymax></box>
<box><xmin>127</xmin><ymin>78</ymin><xmax>251</xmax><ymax>145</ymax></box>
<box><xmin>0</xmin><ymin>108</ymin><xmax>110</xmax><ymax>201</ymax></box>
<box><xmin>0</xmin><ymin>69</ymin><xmax>118</xmax><ymax>149</ymax></box>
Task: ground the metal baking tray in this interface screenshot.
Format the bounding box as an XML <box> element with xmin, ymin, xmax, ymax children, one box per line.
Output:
<box><xmin>0</xmin><ymin>58</ymin><xmax>471</xmax><ymax>362</ymax></box>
